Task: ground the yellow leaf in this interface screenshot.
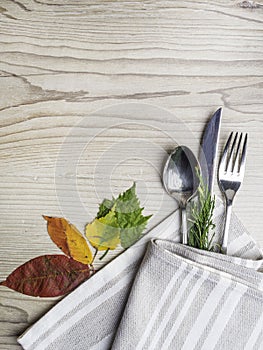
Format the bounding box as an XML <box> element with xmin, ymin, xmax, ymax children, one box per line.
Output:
<box><xmin>66</xmin><ymin>223</ymin><xmax>93</xmax><ymax>265</ymax></box>
<box><xmin>43</xmin><ymin>216</ymin><xmax>93</xmax><ymax>265</ymax></box>
<box><xmin>85</xmin><ymin>210</ymin><xmax>120</xmax><ymax>251</ymax></box>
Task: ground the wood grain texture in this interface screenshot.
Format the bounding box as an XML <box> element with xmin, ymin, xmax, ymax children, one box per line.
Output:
<box><xmin>0</xmin><ymin>0</ymin><xmax>262</xmax><ymax>348</ymax></box>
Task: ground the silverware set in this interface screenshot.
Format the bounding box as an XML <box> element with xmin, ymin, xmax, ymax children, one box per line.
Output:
<box><xmin>163</xmin><ymin>108</ymin><xmax>248</xmax><ymax>254</ymax></box>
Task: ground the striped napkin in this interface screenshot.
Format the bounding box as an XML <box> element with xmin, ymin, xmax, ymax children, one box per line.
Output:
<box><xmin>18</xmin><ymin>202</ymin><xmax>263</xmax><ymax>350</ymax></box>
<box><xmin>112</xmin><ymin>240</ymin><xmax>263</xmax><ymax>349</ymax></box>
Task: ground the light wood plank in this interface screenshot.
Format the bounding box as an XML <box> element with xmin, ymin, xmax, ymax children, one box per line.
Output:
<box><xmin>0</xmin><ymin>1</ymin><xmax>262</xmax><ymax>348</ymax></box>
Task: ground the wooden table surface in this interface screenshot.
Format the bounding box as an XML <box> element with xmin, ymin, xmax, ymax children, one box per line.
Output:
<box><xmin>0</xmin><ymin>1</ymin><xmax>263</xmax><ymax>348</ymax></box>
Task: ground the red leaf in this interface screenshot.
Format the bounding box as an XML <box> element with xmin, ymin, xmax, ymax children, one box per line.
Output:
<box><xmin>0</xmin><ymin>255</ymin><xmax>91</xmax><ymax>297</ymax></box>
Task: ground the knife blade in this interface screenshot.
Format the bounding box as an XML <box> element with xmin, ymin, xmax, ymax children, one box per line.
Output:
<box><xmin>199</xmin><ymin>108</ymin><xmax>222</xmax><ymax>193</ymax></box>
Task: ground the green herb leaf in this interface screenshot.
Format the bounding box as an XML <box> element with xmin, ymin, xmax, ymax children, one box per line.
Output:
<box><xmin>188</xmin><ymin>169</ymin><xmax>217</xmax><ymax>251</ymax></box>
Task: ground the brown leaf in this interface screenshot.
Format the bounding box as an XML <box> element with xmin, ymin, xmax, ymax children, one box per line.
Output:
<box><xmin>43</xmin><ymin>216</ymin><xmax>93</xmax><ymax>264</ymax></box>
<box><xmin>0</xmin><ymin>255</ymin><xmax>91</xmax><ymax>297</ymax></box>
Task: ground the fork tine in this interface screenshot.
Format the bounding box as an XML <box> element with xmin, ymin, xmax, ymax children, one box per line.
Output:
<box><xmin>219</xmin><ymin>132</ymin><xmax>233</xmax><ymax>172</ymax></box>
<box><xmin>233</xmin><ymin>133</ymin><xmax>243</xmax><ymax>173</ymax></box>
<box><xmin>218</xmin><ymin>131</ymin><xmax>248</xmax><ymax>254</ymax></box>
<box><xmin>239</xmin><ymin>133</ymin><xmax>248</xmax><ymax>177</ymax></box>
<box><xmin>226</xmin><ymin>132</ymin><xmax>238</xmax><ymax>172</ymax></box>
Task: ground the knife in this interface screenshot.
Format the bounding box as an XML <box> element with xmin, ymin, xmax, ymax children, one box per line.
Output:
<box><xmin>199</xmin><ymin>108</ymin><xmax>222</xmax><ymax>193</ymax></box>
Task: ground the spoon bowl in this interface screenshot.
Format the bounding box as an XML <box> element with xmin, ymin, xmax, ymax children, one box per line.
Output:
<box><xmin>163</xmin><ymin>146</ymin><xmax>200</xmax><ymax>244</ymax></box>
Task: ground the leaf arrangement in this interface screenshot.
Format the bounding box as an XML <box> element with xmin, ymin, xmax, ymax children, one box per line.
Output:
<box><xmin>86</xmin><ymin>183</ymin><xmax>152</xmax><ymax>253</ymax></box>
<box><xmin>0</xmin><ymin>183</ymin><xmax>151</xmax><ymax>297</ymax></box>
<box><xmin>188</xmin><ymin>170</ymin><xmax>217</xmax><ymax>251</ymax></box>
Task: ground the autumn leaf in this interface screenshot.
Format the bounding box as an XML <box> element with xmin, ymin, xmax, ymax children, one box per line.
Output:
<box><xmin>43</xmin><ymin>216</ymin><xmax>93</xmax><ymax>264</ymax></box>
<box><xmin>0</xmin><ymin>255</ymin><xmax>91</xmax><ymax>297</ymax></box>
<box><xmin>43</xmin><ymin>216</ymin><xmax>70</xmax><ymax>255</ymax></box>
<box><xmin>65</xmin><ymin>222</ymin><xmax>93</xmax><ymax>264</ymax></box>
<box><xmin>85</xmin><ymin>210</ymin><xmax>120</xmax><ymax>251</ymax></box>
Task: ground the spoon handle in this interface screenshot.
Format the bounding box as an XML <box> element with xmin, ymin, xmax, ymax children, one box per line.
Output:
<box><xmin>181</xmin><ymin>207</ymin><xmax>188</xmax><ymax>244</ymax></box>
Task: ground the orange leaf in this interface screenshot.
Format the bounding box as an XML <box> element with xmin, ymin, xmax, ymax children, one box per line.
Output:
<box><xmin>43</xmin><ymin>216</ymin><xmax>70</xmax><ymax>256</ymax></box>
<box><xmin>43</xmin><ymin>216</ymin><xmax>93</xmax><ymax>264</ymax></box>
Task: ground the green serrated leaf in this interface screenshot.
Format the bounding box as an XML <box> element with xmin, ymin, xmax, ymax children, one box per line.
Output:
<box><xmin>113</xmin><ymin>183</ymin><xmax>152</xmax><ymax>248</ymax></box>
<box><xmin>96</xmin><ymin>198</ymin><xmax>115</xmax><ymax>219</ymax></box>
<box><xmin>119</xmin><ymin>215</ymin><xmax>152</xmax><ymax>249</ymax></box>
<box><xmin>120</xmin><ymin>225</ymin><xmax>146</xmax><ymax>249</ymax></box>
<box><xmin>91</xmin><ymin>183</ymin><xmax>152</xmax><ymax>251</ymax></box>
<box><xmin>115</xmin><ymin>183</ymin><xmax>140</xmax><ymax>214</ymax></box>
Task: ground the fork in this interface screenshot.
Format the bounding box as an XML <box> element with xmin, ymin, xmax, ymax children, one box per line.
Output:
<box><xmin>218</xmin><ymin>132</ymin><xmax>248</xmax><ymax>254</ymax></box>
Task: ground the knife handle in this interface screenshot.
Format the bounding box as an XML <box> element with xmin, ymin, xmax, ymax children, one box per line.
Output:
<box><xmin>181</xmin><ymin>207</ymin><xmax>188</xmax><ymax>245</ymax></box>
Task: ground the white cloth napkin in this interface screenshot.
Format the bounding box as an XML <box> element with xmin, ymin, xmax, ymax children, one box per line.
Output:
<box><xmin>112</xmin><ymin>239</ymin><xmax>263</xmax><ymax>350</ymax></box>
<box><xmin>18</xmin><ymin>202</ymin><xmax>263</xmax><ymax>350</ymax></box>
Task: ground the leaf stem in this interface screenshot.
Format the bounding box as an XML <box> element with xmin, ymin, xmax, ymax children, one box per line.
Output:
<box><xmin>99</xmin><ymin>248</ymin><xmax>110</xmax><ymax>261</ymax></box>
<box><xmin>91</xmin><ymin>248</ymin><xmax>98</xmax><ymax>264</ymax></box>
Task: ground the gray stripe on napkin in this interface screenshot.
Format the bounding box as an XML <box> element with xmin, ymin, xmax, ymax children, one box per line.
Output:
<box><xmin>47</xmin><ymin>288</ymin><xmax>127</xmax><ymax>350</ymax></box>
<box><xmin>168</xmin><ymin>275</ymin><xmax>216</xmax><ymax>349</ymax></box>
<box><xmin>155</xmin><ymin>272</ymin><xmax>217</xmax><ymax>350</ymax></box>
<box><xmin>191</xmin><ymin>283</ymin><xmax>234</xmax><ymax>350</ymax></box>
<box><xmin>214</xmin><ymin>291</ymin><xmax>263</xmax><ymax>350</ymax></box>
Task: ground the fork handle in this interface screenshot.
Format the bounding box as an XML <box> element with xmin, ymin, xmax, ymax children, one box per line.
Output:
<box><xmin>221</xmin><ymin>200</ymin><xmax>233</xmax><ymax>254</ymax></box>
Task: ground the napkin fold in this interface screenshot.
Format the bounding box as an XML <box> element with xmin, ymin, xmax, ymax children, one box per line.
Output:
<box><xmin>18</xmin><ymin>203</ymin><xmax>263</xmax><ymax>350</ymax></box>
<box><xmin>112</xmin><ymin>239</ymin><xmax>263</xmax><ymax>350</ymax></box>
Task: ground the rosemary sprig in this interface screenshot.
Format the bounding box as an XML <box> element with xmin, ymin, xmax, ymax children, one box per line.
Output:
<box><xmin>188</xmin><ymin>170</ymin><xmax>217</xmax><ymax>251</ymax></box>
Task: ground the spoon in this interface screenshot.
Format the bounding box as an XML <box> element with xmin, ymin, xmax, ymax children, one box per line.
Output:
<box><xmin>163</xmin><ymin>146</ymin><xmax>200</xmax><ymax>244</ymax></box>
